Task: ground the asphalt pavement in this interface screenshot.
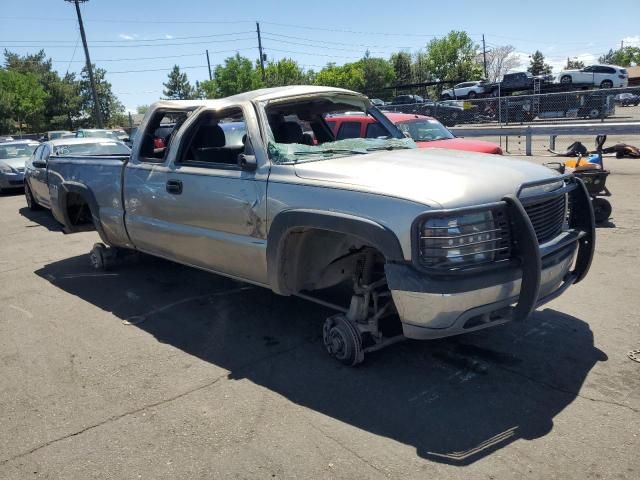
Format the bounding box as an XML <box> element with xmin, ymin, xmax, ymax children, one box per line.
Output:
<box><xmin>0</xmin><ymin>156</ymin><xmax>638</xmax><ymax>479</ymax></box>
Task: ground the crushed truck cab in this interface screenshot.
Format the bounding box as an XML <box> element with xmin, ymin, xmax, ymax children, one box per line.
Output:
<box><xmin>45</xmin><ymin>85</ymin><xmax>595</xmax><ymax>366</ymax></box>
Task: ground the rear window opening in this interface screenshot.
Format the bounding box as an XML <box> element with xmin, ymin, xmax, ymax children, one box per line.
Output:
<box><xmin>139</xmin><ymin>109</ymin><xmax>194</xmax><ymax>162</ymax></box>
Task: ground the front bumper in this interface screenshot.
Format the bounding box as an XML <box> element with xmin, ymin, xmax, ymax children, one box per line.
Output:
<box><xmin>0</xmin><ymin>171</ymin><xmax>25</xmax><ymax>189</ymax></box>
<box><xmin>386</xmin><ymin>176</ymin><xmax>595</xmax><ymax>340</ymax></box>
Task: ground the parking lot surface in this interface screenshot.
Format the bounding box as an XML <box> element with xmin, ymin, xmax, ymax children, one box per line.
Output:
<box><xmin>0</xmin><ymin>156</ymin><xmax>638</xmax><ymax>479</ymax></box>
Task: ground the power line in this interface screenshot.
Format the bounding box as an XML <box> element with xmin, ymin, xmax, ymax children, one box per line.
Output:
<box><xmin>65</xmin><ymin>35</ymin><xmax>80</xmax><ymax>74</ymax></box>
<box><xmin>261</xmin><ymin>21</ymin><xmax>457</xmax><ymax>37</ymax></box>
<box><xmin>108</xmin><ymin>64</ymin><xmax>209</xmax><ymax>74</ymax></box>
<box><xmin>52</xmin><ymin>47</ymin><xmax>257</xmax><ymax>63</ymax></box>
<box><xmin>0</xmin><ymin>36</ymin><xmax>257</xmax><ymax>48</ymax></box>
<box><xmin>0</xmin><ymin>16</ymin><xmax>253</xmax><ymax>25</ymax></box>
<box><xmin>261</xmin><ymin>31</ymin><xmax>415</xmax><ymax>50</ymax></box>
<box><xmin>261</xmin><ymin>34</ymin><xmax>392</xmax><ymax>56</ymax></box>
<box><xmin>0</xmin><ymin>31</ymin><xmax>254</xmax><ymax>44</ymax></box>
<box><xmin>266</xmin><ymin>47</ymin><xmax>364</xmax><ymax>59</ymax></box>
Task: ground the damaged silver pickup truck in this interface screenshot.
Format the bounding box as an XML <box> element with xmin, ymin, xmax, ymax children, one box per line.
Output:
<box><xmin>46</xmin><ymin>86</ymin><xmax>595</xmax><ymax>365</ymax></box>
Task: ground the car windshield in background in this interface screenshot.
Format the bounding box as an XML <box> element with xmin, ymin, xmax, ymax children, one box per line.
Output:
<box><xmin>396</xmin><ymin>119</ymin><xmax>454</xmax><ymax>142</ymax></box>
<box><xmin>53</xmin><ymin>142</ymin><xmax>131</xmax><ymax>156</ymax></box>
<box><xmin>83</xmin><ymin>130</ymin><xmax>120</xmax><ymax>140</ymax></box>
<box><xmin>0</xmin><ymin>143</ymin><xmax>39</xmax><ymax>159</ymax></box>
<box><xmin>49</xmin><ymin>131</ymin><xmax>69</xmax><ymax>140</ymax></box>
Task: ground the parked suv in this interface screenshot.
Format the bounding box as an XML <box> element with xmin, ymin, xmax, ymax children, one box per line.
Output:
<box><xmin>556</xmin><ymin>64</ymin><xmax>629</xmax><ymax>88</ymax></box>
<box><xmin>441</xmin><ymin>81</ymin><xmax>487</xmax><ymax>99</ymax></box>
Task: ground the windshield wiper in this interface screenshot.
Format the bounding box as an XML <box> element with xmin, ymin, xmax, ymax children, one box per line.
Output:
<box><xmin>293</xmin><ymin>148</ymin><xmax>368</xmax><ymax>156</ymax></box>
<box><xmin>365</xmin><ymin>145</ymin><xmax>413</xmax><ymax>151</ymax></box>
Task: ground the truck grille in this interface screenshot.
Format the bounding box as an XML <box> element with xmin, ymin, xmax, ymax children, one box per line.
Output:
<box><xmin>523</xmin><ymin>194</ymin><xmax>567</xmax><ymax>244</ymax></box>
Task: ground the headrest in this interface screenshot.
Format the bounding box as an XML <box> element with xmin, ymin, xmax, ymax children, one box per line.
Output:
<box><xmin>193</xmin><ymin>124</ymin><xmax>225</xmax><ymax>148</ymax></box>
<box><xmin>274</xmin><ymin>121</ymin><xmax>303</xmax><ymax>144</ymax></box>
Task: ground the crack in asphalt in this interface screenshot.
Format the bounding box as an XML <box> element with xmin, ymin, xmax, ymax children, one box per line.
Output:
<box><xmin>0</xmin><ymin>341</ymin><xmax>309</xmax><ymax>467</ymax></box>
<box><xmin>491</xmin><ymin>362</ymin><xmax>639</xmax><ymax>413</ymax></box>
<box><xmin>304</xmin><ymin>421</ymin><xmax>389</xmax><ymax>477</ymax></box>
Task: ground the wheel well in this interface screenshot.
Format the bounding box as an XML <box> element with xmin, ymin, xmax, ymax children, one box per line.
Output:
<box><xmin>277</xmin><ymin>228</ymin><xmax>386</xmax><ymax>295</ymax></box>
<box><xmin>65</xmin><ymin>191</ymin><xmax>95</xmax><ymax>229</ymax></box>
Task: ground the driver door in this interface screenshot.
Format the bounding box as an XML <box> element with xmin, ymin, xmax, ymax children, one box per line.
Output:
<box><xmin>124</xmin><ymin>105</ymin><xmax>270</xmax><ymax>285</ymax></box>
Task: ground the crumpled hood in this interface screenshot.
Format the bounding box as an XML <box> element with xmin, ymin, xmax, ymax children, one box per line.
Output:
<box><xmin>294</xmin><ymin>148</ymin><xmax>558</xmax><ymax>209</ymax></box>
<box><xmin>0</xmin><ymin>155</ymin><xmax>28</xmax><ymax>171</ymax></box>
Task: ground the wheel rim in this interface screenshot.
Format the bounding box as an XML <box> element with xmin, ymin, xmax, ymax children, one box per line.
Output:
<box><xmin>589</xmin><ymin>109</ymin><xmax>600</xmax><ymax>118</ymax></box>
<box><xmin>561</xmin><ymin>76</ymin><xmax>571</xmax><ymax>84</ymax></box>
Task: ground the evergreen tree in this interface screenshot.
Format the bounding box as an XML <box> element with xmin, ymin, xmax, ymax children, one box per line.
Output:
<box><xmin>527</xmin><ymin>50</ymin><xmax>553</xmax><ymax>76</ymax></box>
<box><xmin>163</xmin><ymin>65</ymin><xmax>194</xmax><ymax>99</ymax></box>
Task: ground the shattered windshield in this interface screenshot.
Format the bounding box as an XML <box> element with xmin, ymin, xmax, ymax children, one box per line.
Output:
<box><xmin>264</xmin><ymin>94</ymin><xmax>416</xmax><ymax>164</ymax></box>
<box><xmin>269</xmin><ymin>137</ymin><xmax>415</xmax><ymax>164</ymax></box>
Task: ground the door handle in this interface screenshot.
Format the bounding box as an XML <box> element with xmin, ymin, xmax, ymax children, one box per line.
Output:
<box><xmin>166</xmin><ymin>179</ymin><xmax>183</xmax><ymax>194</ymax></box>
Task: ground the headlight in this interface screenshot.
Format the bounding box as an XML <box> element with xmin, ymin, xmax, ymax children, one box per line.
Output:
<box><xmin>418</xmin><ymin>209</ymin><xmax>510</xmax><ymax>270</ymax></box>
<box><xmin>0</xmin><ymin>162</ymin><xmax>14</xmax><ymax>173</ymax></box>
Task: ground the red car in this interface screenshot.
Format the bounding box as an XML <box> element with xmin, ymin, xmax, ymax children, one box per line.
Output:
<box><xmin>325</xmin><ymin>112</ymin><xmax>503</xmax><ymax>155</ymax></box>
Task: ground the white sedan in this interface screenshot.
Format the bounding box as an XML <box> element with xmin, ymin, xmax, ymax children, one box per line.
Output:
<box><xmin>556</xmin><ymin>64</ymin><xmax>628</xmax><ymax>88</ymax></box>
<box><xmin>441</xmin><ymin>81</ymin><xmax>487</xmax><ymax>99</ymax></box>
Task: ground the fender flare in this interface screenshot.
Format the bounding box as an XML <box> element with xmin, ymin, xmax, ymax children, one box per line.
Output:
<box><xmin>58</xmin><ymin>182</ymin><xmax>109</xmax><ymax>243</ymax></box>
<box><xmin>266</xmin><ymin>209</ymin><xmax>404</xmax><ymax>295</ymax></box>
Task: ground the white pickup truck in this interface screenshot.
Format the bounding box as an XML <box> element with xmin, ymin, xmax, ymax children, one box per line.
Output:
<box><xmin>43</xmin><ymin>86</ymin><xmax>595</xmax><ymax>365</ymax></box>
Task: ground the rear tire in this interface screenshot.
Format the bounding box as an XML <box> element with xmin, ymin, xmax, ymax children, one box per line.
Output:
<box><xmin>24</xmin><ymin>183</ymin><xmax>41</xmax><ymax>211</ymax></box>
<box><xmin>89</xmin><ymin>243</ymin><xmax>110</xmax><ymax>271</ymax></box>
<box><xmin>587</xmin><ymin>108</ymin><xmax>601</xmax><ymax>119</ymax></box>
<box><xmin>600</xmin><ymin>80</ymin><xmax>613</xmax><ymax>89</ymax></box>
<box><xmin>592</xmin><ymin>198</ymin><xmax>612</xmax><ymax>224</ymax></box>
<box><xmin>560</xmin><ymin>75</ymin><xmax>572</xmax><ymax>85</ymax></box>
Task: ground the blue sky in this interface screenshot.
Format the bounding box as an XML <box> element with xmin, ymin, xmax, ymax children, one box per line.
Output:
<box><xmin>1</xmin><ymin>0</ymin><xmax>638</xmax><ymax>111</ymax></box>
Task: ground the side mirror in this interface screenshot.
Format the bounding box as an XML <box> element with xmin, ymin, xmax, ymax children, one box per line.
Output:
<box><xmin>238</xmin><ymin>153</ymin><xmax>257</xmax><ymax>172</ymax></box>
<box><xmin>32</xmin><ymin>160</ymin><xmax>47</xmax><ymax>168</ymax></box>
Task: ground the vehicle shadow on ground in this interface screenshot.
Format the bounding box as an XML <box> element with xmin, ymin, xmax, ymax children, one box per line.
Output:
<box><xmin>18</xmin><ymin>207</ymin><xmax>63</xmax><ymax>232</ymax></box>
<box><xmin>36</xmin><ymin>253</ymin><xmax>607</xmax><ymax>466</ymax></box>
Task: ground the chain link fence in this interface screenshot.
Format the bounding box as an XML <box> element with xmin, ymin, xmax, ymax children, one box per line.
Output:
<box><xmin>378</xmin><ymin>86</ymin><xmax>640</xmax><ymax>128</ymax></box>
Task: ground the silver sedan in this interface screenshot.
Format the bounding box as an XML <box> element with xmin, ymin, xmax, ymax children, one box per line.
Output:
<box><xmin>0</xmin><ymin>141</ymin><xmax>39</xmax><ymax>193</ymax></box>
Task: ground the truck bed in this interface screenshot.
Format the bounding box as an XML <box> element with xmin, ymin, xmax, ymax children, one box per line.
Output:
<box><xmin>47</xmin><ymin>154</ymin><xmax>131</xmax><ymax>247</ymax></box>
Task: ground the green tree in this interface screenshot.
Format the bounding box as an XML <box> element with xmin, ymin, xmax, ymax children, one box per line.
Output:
<box><xmin>390</xmin><ymin>51</ymin><xmax>413</xmax><ymax>85</ymax></box>
<box><xmin>359</xmin><ymin>53</ymin><xmax>394</xmax><ymax>98</ymax></box>
<box><xmin>566</xmin><ymin>58</ymin><xmax>585</xmax><ymax>69</ymax></box>
<box><xmin>136</xmin><ymin>104</ymin><xmax>150</xmax><ymax>114</ymax></box>
<box><xmin>4</xmin><ymin>49</ymin><xmax>81</xmax><ymax>130</ymax></box>
<box><xmin>0</xmin><ymin>70</ymin><xmax>47</xmax><ymax>133</ymax></box>
<box><xmin>163</xmin><ymin>65</ymin><xmax>194</xmax><ymax>99</ymax></box>
<box><xmin>264</xmin><ymin>58</ymin><xmax>308</xmax><ymax>87</ymax></box>
<box><xmin>600</xmin><ymin>47</ymin><xmax>640</xmax><ymax>66</ymax></box>
<box><xmin>598</xmin><ymin>49</ymin><xmax>615</xmax><ymax>64</ymax></box>
<box><xmin>315</xmin><ymin>62</ymin><xmax>365</xmax><ymax>92</ymax></box>
<box><xmin>527</xmin><ymin>50</ymin><xmax>552</xmax><ymax>76</ymax></box>
<box><xmin>78</xmin><ymin>65</ymin><xmax>125</xmax><ymax>127</ymax></box>
<box><xmin>422</xmin><ymin>31</ymin><xmax>483</xmax><ymax>94</ymax></box>
<box><xmin>202</xmin><ymin>54</ymin><xmax>263</xmax><ymax>99</ymax></box>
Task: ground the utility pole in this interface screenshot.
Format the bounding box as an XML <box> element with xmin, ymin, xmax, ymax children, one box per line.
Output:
<box><xmin>65</xmin><ymin>0</ymin><xmax>103</xmax><ymax>128</ymax></box>
<box><xmin>206</xmin><ymin>49</ymin><xmax>212</xmax><ymax>80</ymax></box>
<box><xmin>482</xmin><ymin>34</ymin><xmax>488</xmax><ymax>79</ymax></box>
<box><xmin>621</xmin><ymin>40</ymin><xmax>624</xmax><ymax>49</ymax></box>
<box><xmin>256</xmin><ymin>21</ymin><xmax>266</xmax><ymax>81</ymax></box>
